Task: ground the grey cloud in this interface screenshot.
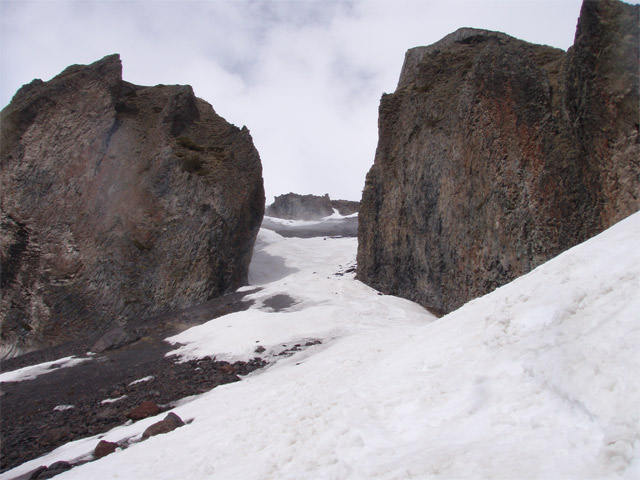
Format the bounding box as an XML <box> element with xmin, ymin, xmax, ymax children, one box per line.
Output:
<box><xmin>2</xmin><ymin>0</ymin><xmax>591</xmax><ymax>202</ymax></box>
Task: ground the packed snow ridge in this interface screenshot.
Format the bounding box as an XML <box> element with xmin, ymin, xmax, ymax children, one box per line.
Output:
<box><xmin>4</xmin><ymin>212</ymin><xmax>639</xmax><ymax>480</ymax></box>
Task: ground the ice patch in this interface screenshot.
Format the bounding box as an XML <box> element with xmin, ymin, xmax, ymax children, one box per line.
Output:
<box><xmin>128</xmin><ymin>376</ymin><xmax>154</xmax><ymax>386</ymax></box>
<box><xmin>53</xmin><ymin>405</ymin><xmax>75</xmax><ymax>411</ymax></box>
<box><xmin>101</xmin><ymin>395</ymin><xmax>128</xmax><ymax>404</ymax></box>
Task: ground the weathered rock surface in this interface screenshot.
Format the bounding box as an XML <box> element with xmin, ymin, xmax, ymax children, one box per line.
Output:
<box><xmin>29</xmin><ymin>461</ymin><xmax>71</xmax><ymax>479</ymax></box>
<box><xmin>141</xmin><ymin>412</ymin><xmax>185</xmax><ymax>439</ymax></box>
<box><xmin>126</xmin><ymin>401</ymin><xmax>161</xmax><ymax>421</ymax></box>
<box><xmin>266</xmin><ymin>193</ymin><xmax>359</xmax><ymax>220</ymax></box>
<box><xmin>330</xmin><ymin>199</ymin><xmax>360</xmax><ymax>217</ymax></box>
<box><xmin>0</xmin><ymin>54</ymin><xmax>265</xmax><ymax>357</ymax></box>
<box><xmin>93</xmin><ymin>440</ymin><xmax>118</xmax><ymax>459</ymax></box>
<box><xmin>358</xmin><ymin>0</ymin><xmax>639</xmax><ymax>315</ymax></box>
<box><xmin>91</xmin><ymin>326</ymin><xmax>140</xmax><ymax>353</ymax></box>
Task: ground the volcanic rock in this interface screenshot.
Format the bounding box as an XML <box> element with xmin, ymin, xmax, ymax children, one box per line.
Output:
<box><xmin>126</xmin><ymin>401</ymin><xmax>161</xmax><ymax>421</ymax></box>
<box><xmin>27</xmin><ymin>466</ymin><xmax>49</xmax><ymax>480</ymax></box>
<box><xmin>29</xmin><ymin>461</ymin><xmax>71</xmax><ymax>479</ymax></box>
<box><xmin>357</xmin><ymin>0</ymin><xmax>639</xmax><ymax>315</ymax></box>
<box><xmin>330</xmin><ymin>199</ymin><xmax>360</xmax><ymax>216</ymax></box>
<box><xmin>266</xmin><ymin>193</ymin><xmax>359</xmax><ymax>220</ymax></box>
<box><xmin>141</xmin><ymin>412</ymin><xmax>185</xmax><ymax>440</ymax></box>
<box><xmin>94</xmin><ymin>440</ymin><xmax>118</xmax><ymax>459</ymax></box>
<box><xmin>91</xmin><ymin>326</ymin><xmax>139</xmax><ymax>353</ymax></box>
<box><xmin>0</xmin><ymin>54</ymin><xmax>265</xmax><ymax>358</ymax></box>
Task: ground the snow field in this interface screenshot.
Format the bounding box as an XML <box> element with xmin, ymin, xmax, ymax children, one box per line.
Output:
<box><xmin>3</xmin><ymin>212</ymin><xmax>639</xmax><ymax>479</ymax></box>
<box><xmin>168</xmin><ymin>228</ymin><xmax>431</xmax><ymax>363</ymax></box>
<box><xmin>0</xmin><ymin>356</ymin><xmax>91</xmax><ymax>383</ymax></box>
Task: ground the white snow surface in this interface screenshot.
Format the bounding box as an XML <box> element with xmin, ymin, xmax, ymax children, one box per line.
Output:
<box><xmin>0</xmin><ymin>356</ymin><xmax>91</xmax><ymax>383</ymax></box>
<box><xmin>166</xmin><ymin>228</ymin><xmax>429</xmax><ymax>363</ymax></box>
<box><xmin>52</xmin><ymin>405</ymin><xmax>75</xmax><ymax>412</ymax></box>
<box><xmin>100</xmin><ymin>395</ymin><xmax>128</xmax><ymax>405</ymax></box>
<box><xmin>128</xmin><ymin>376</ymin><xmax>154</xmax><ymax>386</ymax></box>
<box><xmin>262</xmin><ymin>210</ymin><xmax>358</xmax><ymax>227</ymax></box>
<box><xmin>5</xmin><ymin>212</ymin><xmax>640</xmax><ymax>480</ymax></box>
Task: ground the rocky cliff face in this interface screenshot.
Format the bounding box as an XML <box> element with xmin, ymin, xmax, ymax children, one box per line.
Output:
<box><xmin>266</xmin><ymin>193</ymin><xmax>359</xmax><ymax>220</ymax></box>
<box><xmin>357</xmin><ymin>0</ymin><xmax>639</xmax><ymax>315</ymax></box>
<box><xmin>565</xmin><ymin>0</ymin><xmax>640</xmax><ymax>224</ymax></box>
<box><xmin>0</xmin><ymin>54</ymin><xmax>265</xmax><ymax>357</ymax></box>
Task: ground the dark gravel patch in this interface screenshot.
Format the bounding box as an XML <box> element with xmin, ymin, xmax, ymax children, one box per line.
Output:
<box><xmin>261</xmin><ymin>294</ymin><xmax>298</xmax><ymax>311</ymax></box>
<box><xmin>0</xmin><ymin>289</ymin><xmax>266</xmax><ymax>473</ymax></box>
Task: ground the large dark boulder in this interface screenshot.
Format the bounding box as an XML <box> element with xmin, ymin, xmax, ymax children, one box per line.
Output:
<box><xmin>0</xmin><ymin>54</ymin><xmax>265</xmax><ymax>357</ymax></box>
<box><xmin>357</xmin><ymin>0</ymin><xmax>639</xmax><ymax>315</ymax></box>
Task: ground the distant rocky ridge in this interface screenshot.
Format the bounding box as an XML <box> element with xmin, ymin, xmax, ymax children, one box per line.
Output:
<box><xmin>358</xmin><ymin>0</ymin><xmax>639</xmax><ymax>315</ymax></box>
<box><xmin>266</xmin><ymin>193</ymin><xmax>359</xmax><ymax>220</ymax></box>
<box><xmin>0</xmin><ymin>54</ymin><xmax>265</xmax><ymax>358</ymax></box>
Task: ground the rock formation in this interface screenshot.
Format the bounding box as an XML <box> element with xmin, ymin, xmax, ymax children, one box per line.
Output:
<box><xmin>141</xmin><ymin>412</ymin><xmax>185</xmax><ymax>440</ymax></box>
<box><xmin>357</xmin><ymin>0</ymin><xmax>639</xmax><ymax>315</ymax></box>
<box><xmin>330</xmin><ymin>199</ymin><xmax>360</xmax><ymax>217</ymax></box>
<box><xmin>266</xmin><ymin>193</ymin><xmax>359</xmax><ymax>220</ymax></box>
<box><xmin>0</xmin><ymin>54</ymin><xmax>265</xmax><ymax>357</ymax></box>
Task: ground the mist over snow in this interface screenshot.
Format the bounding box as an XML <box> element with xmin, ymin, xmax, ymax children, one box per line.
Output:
<box><xmin>0</xmin><ymin>0</ymin><xmax>592</xmax><ymax>202</ymax></box>
<box><xmin>3</xmin><ymin>211</ymin><xmax>638</xmax><ymax>480</ymax></box>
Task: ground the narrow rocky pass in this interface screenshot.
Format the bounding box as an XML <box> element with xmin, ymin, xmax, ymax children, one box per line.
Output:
<box><xmin>0</xmin><ymin>214</ymin><xmax>357</xmax><ymax>477</ymax></box>
<box><xmin>2</xmin><ymin>212</ymin><xmax>637</xmax><ymax>480</ymax></box>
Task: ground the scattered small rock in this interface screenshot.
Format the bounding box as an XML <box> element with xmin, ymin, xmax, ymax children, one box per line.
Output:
<box><xmin>95</xmin><ymin>408</ymin><xmax>118</xmax><ymax>421</ymax></box>
<box><xmin>0</xmin><ymin>291</ymin><xmax>267</xmax><ymax>473</ymax></box>
<box><xmin>28</xmin><ymin>466</ymin><xmax>48</xmax><ymax>479</ymax></box>
<box><xmin>142</xmin><ymin>412</ymin><xmax>185</xmax><ymax>440</ymax></box>
<box><xmin>218</xmin><ymin>364</ymin><xmax>237</xmax><ymax>375</ymax></box>
<box><xmin>254</xmin><ymin>345</ymin><xmax>266</xmax><ymax>354</ymax></box>
<box><xmin>126</xmin><ymin>401</ymin><xmax>160</xmax><ymax>421</ymax></box>
<box><xmin>38</xmin><ymin>427</ymin><xmax>69</xmax><ymax>447</ymax></box>
<box><xmin>30</xmin><ymin>461</ymin><xmax>72</xmax><ymax>479</ymax></box>
<box><xmin>94</xmin><ymin>440</ymin><xmax>118</xmax><ymax>459</ymax></box>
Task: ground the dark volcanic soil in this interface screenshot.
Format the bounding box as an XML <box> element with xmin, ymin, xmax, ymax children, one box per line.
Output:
<box><xmin>0</xmin><ymin>290</ymin><xmax>266</xmax><ymax>473</ymax></box>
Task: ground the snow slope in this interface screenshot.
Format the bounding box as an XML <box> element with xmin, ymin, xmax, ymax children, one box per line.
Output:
<box><xmin>0</xmin><ymin>356</ymin><xmax>91</xmax><ymax>383</ymax></box>
<box><xmin>4</xmin><ymin>212</ymin><xmax>639</xmax><ymax>480</ymax></box>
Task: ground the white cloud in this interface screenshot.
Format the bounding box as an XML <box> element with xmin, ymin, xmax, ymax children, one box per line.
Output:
<box><xmin>1</xmin><ymin>0</ymin><xmax>593</xmax><ymax>202</ymax></box>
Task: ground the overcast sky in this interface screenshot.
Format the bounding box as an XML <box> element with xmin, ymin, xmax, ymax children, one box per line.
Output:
<box><xmin>1</xmin><ymin>0</ymin><xmax>606</xmax><ymax>202</ymax></box>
